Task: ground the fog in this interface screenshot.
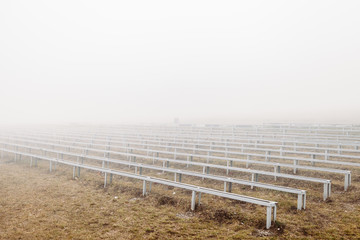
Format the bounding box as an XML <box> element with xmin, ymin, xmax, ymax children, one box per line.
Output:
<box><xmin>1</xmin><ymin>0</ymin><xmax>359</xmax><ymax>125</ymax></box>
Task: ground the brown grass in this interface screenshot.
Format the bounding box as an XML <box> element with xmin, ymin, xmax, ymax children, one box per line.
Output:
<box><xmin>1</xmin><ymin>156</ymin><xmax>360</xmax><ymax>239</ymax></box>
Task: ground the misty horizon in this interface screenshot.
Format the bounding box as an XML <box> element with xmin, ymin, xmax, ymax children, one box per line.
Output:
<box><xmin>1</xmin><ymin>0</ymin><xmax>360</xmax><ymax>125</ymax></box>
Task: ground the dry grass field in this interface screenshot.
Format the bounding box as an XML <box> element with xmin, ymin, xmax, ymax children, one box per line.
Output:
<box><xmin>1</xmin><ymin>152</ymin><xmax>360</xmax><ymax>240</ymax></box>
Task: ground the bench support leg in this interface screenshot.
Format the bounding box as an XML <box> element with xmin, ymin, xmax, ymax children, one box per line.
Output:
<box><xmin>293</xmin><ymin>160</ymin><xmax>298</xmax><ymax>174</ymax></box>
<box><xmin>297</xmin><ymin>194</ymin><xmax>302</xmax><ymax>210</ymax></box>
<box><xmin>251</xmin><ymin>173</ymin><xmax>255</xmax><ymax>190</ymax></box>
<box><xmin>142</xmin><ymin>180</ymin><xmax>147</xmax><ymax>196</ymax></box>
<box><xmin>228</xmin><ymin>182</ymin><xmax>232</xmax><ymax>192</ymax></box>
<box><xmin>344</xmin><ymin>173</ymin><xmax>351</xmax><ymax>191</ymax></box>
<box><xmin>191</xmin><ymin>191</ymin><xmax>196</xmax><ymax>210</ymax></box>
<box><xmin>266</xmin><ymin>206</ymin><xmax>272</xmax><ymax>229</ymax></box>
<box><xmin>273</xmin><ymin>205</ymin><xmax>277</xmax><ymax>221</ymax></box>
<box><xmin>104</xmin><ymin>172</ymin><xmax>107</xmax><ymax>188</ymax></box>
<box><xmin>323</xmin><ymin>182</ymin><xmax>331</xmax><ymax>200</ymax></box>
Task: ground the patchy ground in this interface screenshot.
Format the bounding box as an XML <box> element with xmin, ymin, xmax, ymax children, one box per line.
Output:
<box><xmin>0</xmin><ymin>159</ymin><xmax>360</xmax><ymax>239</ymax></box>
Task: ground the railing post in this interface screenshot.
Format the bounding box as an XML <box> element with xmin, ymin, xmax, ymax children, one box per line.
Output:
<box><xmin>143</xmin><ymin>180</ymin><xmax>147</xmax><ymax>196</ymax></box>
<box><xmin>251</xmin><ymin>173</ymin><xmax>255</xmax><ymax>190</ymax></box>
<box><xmin>323</xmin><ymin>182</ymin><xmax>329</xmax><ymax>201</ymax></box>
<box><xmin>191</xmin><ymin>191</ymin><xmax>196</xmax><ymax>210</ymax></box>
<box><xmin>273</xmin><ymin>204</ymin><xmax>277</xmax><ymax>221</ymax></box>
<box><xmin>293</xmin><ymin>160</ymin><xmax>298</xmax><ymax>174</ymax></box>
<box><xmin>228</xmin><ymin>182</ymin><xmax>232</xmax><ymax>192</ymax></box>
<box><xmin>266</xmin><ymin>206</ymin><xmax>272</xmax><ymax>229</ymax></box>
<box><xmin>246</xmin><ymin>155</ymin><xmax>251</xmax><ymax>168</ymax></box>
<box><xmin>274</xmin><ymin>165</ymin><xmax>280</xmax><ymax>181</ymax></box>
<box><xmin>104</xmin><ymin>172</ymin><xmax>107</xmax><ymax>187</ymax></box>
<box><xmin>297</xmin><ymin>194</ymin><xmax>302</xmax><ymax>210</ymax></box>
<box><xmin>344</xmin><ymin>173</ymin><xmax>351</xmax><ymax>191</ymax></box>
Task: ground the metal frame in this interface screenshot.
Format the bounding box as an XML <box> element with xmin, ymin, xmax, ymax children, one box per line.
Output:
<box><xmin>0</xmin><ymin>135</ymin><xmax>350</xmax><ymax>190</ymax></box>
<box><xmin>0</xmin><ymin>148</ymin><xmax>277</xmax><ymax>229</ymax></box>
<box><xmin>0</xmin><ymin>140</ymin><xmax>331</xmax><ymax>200</ymax></box>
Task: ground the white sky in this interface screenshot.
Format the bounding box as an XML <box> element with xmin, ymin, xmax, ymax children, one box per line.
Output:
<box><xmin>0</xmin><ymin>0</ymin><xmax>359</xmax><ymax>125</ymax></box>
